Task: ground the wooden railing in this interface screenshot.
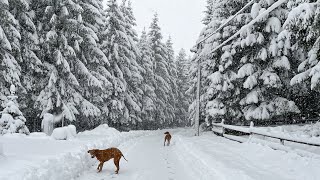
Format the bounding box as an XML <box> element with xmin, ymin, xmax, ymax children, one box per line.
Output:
<box><xmin>212</xmin><ymin>120</ymin><xmax>320</xmax><ymax>147</ymax></box>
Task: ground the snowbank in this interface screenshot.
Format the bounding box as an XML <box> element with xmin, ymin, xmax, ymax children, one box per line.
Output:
<box><xmin>78</xmin><ymin>124</ymin><xmax>119</xmax><ymax>136</ymax></box>
<box><xmin>29</xmin><ymin>132</ymin><xmax>50</xmax><ymax>138</ymax></box>
<box><xmin>252</xmin><ymin>123</ymin><xmax>320</xmax><ymax>154</ymax></box>
<box><xmin>262</xmin><ymin>122</ymin><xmax>320</xmax><ymax>138</ymax></box>
<box><xmin>51</xmin><ymin>125</ymin><xmax>77</xmax><ymax>140</ymax></box>
<box><xmin>23</xmin><ymin>125</ymin><xmax>153</xmax><ymax>180</ymax></box>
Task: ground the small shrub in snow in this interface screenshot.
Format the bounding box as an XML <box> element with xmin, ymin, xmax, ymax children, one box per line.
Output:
<box><xmin>51</xmin><ymin>125</ymin><xmax>77</xmax><ymax>140</ymax></box>
<box><xmin>0</xmin><ymin>85</ymin><xmax>29</xmax><ymax>135</ymax></box>
<box><xmin>200</xmin><ymin>122</ymin><xmax>211</xmax><ymax>132</ymax></box>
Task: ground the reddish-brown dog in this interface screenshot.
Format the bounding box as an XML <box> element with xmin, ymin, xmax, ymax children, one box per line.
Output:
<box><xmin>164</xmin><ymin>132</ymin><xmax>172</xmax><ymax>146</ymax></box>
<box><xmin>88</xmin><ymin>147</ymin><xmax>127</xmax><ymax>174</ymax></box>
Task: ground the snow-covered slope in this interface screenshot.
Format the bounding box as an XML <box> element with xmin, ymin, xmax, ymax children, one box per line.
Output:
<box><xmin>0</xmin><ymin>125</ymin><xmax>153</xmax><ymax>180</ymax></box>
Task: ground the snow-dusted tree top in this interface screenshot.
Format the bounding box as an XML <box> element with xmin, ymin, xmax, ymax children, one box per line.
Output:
<box><xmin>190</xmin><ymin>0</ymin><xmax>320</xmax><ymax>125</ymax></box>
<box><xmin>0</xmin><ymin>0</ymin><xmax>188</xmax><ymax>131</ymax></box>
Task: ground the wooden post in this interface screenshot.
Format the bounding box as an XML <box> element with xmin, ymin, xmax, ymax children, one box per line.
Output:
<box><xmin>249</xmin><ymin>121</ymin><xmax>254</xmax><ymax>141</ymax></box>
<box><xmin>61</xmin><ymin>115</ymin><xmax>64</xmax><ymax>127</ymax></box>
<box><xmin>221</xmin><ymin>119</ymin><xmax>225</xmax><ymax>136</ymax></box>
<box><xmin>250</xmin><ymin>121</ymin><xmax>254</xmax><ymax>128</ymax></box>
<box><xmin>194</xmin><ymin>43</ymin><xmax>203</xmax><ymax>136</ymax></box>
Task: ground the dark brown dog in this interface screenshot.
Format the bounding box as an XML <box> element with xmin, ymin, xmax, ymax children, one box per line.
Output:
<box><xmin>87</xmin><ymin>147</ymin><xmax>127</xmax><ymax>174</ymax></box>
<box><xmin>164</xmin><ymin>132</ymin><xmax>172</xmax><ymax>146</ymax></box>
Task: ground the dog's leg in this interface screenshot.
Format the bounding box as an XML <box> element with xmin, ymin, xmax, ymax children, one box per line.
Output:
<box><xmin>114</xmin><ymin>157</ymin><xmax>120</xmax><ymax>174</ymax></box>
<box><xmin>164</xmin><ymin>139</ymin><xmax>166</xmax><ymax>146</ymax></box>
<box><xmin>100</xmin><ymin>162</ymin><xmax>104</xmax><ymax>172</ymax></box>
<box><xmin>98</xmin><ymin>162</ymin><xmax>104</xmax><ymax>172</ymax></box>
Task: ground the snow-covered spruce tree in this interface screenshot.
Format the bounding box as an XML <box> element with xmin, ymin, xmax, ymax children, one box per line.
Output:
<box><xmin>119</xmin><ymin>0</ymin><xmax>145</xmax><ymax>129</ymax></box>
<box><xmin>10</xmin><ymin>0</ymin><xmax>43</xmax><ymax>130</ymax></box>
<box><xmin>120</xmin><ymin>0</ymin><xmax>139</xmax><ymax>43</ymax></box>
<box><xmin>165</xmin><ymin>37</ymin><xmax>178</xmax><ymax>126</ymax></box>
<box><xmin>202</xmin><ymin>0</ymin><xmax>215</xmax><ymax>25</ymax></box>
<box><xmin>148</xmin><ymin>13</ymin><xmax>173</xmax><ymax>126</ymax></box>
<box><xmin>176</xmin><ymin>49</ymin><xmax>191</xmax><ymax>126</ymax></box>
<box><xmin>75</xmin><ymin>0</ymin><xmax>114</xmax><ymax>128</ymax></box>
<box><xmin>32</xmin><ymin>0</ymin><xmax>101</xmax><ymax>124</ymax></box>
<box><xmin>137</xmin><ymin>29</ymin><xmax>157</xmax><ymax>129</ymax></box>
<box><xmin>234</xmin><ymin>1</ymin><xmax>300</xmax><ymax>122</ymax></box>
<box><xmin>289</xmin><ymin>0</ymin><xmax>320</xmax><ymax>118</ymax></box>
<box><xmin>0</xmin><ymin>0</ymin><xmax>23</xmax><ymax>108</ymax></box>
<box><xmin>0</xmin><ymin>85</ymin><xmax>29</xmax><ymax>135</ymax></box>
<box><xmin>189</xmin><ymin>0</ymin><xmax>250</xmax><ymax>126</ymax></box>
<box><xmin>101</xmin><ymin>0</ymin><xmax>143</xmax><ymax>128</ymax></box>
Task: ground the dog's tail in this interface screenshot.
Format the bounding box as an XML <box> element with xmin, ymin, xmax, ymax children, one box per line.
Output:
<box><xmin>121</xmin><ymin>154</ymin><xmax>128</xmax><ymax>162</ymax></box>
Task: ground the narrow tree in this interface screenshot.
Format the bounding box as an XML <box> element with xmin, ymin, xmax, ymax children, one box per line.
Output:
<box><xmin>148</xmin><ymin>13</ymin><xmax>172</xmax><ymax>126</ymax></box>
<box><xmin>101</xmin><ymin>0</ymin><xmax>143</xmax><ymax>128</ymax></box>
<box><xmin>176</xmin><ymin>49</ymin><xmax>191</xmax><ymax>126</ymax></box>
<box><xmin>32</xmin><ymin>0</ymin><xmax>101</xmax><ymax>124</ymax></box>
<box><xmin>137</xmin><ymin>29</ymin><xmax>157</xmax><ymax>129</ymax></box>
<box><xmin>0</xmin><ymin>0</ymin><xmax>22</xmax><ymax>108</ymax></box>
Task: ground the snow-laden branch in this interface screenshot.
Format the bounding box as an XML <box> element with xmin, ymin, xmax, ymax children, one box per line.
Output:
<box><xmin>210</xmin><ymin>0</ymin><xmax>287</xmax><ymax>54</ymax></box>
<box><xmin>196</xmin><ymin>0</ymin><xmax>257</xmax><ymax>46</ymax></box>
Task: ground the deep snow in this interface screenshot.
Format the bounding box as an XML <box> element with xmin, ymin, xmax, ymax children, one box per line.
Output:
<box><xmin>1</xmin><ymin>127</ymin><xmax>320</xmax><ymax>180</ymax></box>
<box><xmin>0</xmin><ymin>125</ymin><xmax>154</xmax><ymax>180</ymax></box>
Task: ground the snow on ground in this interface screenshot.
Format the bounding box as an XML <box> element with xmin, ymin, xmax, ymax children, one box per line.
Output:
<box><xmin>255</xmin><ymin>122</ymin><xmax>320</xmax><ymax>154</ymax></box>
<box><xmin>0</xmin><ymin>125</ymin><xmax>154</xmax><ymax>180</ymax></box>
<box><xmin>77</xmin><ymin>129</ymin><xmax>192</xmax><ymax>180</ymax></box>
<box><xmin>260</xmin><ymin>122</ymin><xmax>320</xmax><ymax>139</ymax></box>
<box><xmin>174</xmin><ymin>131</ymin><xmax>320</xmax><ymax>180</ymax></box>
<box><xmin>77</xmin><ymin>129</ymin><xmax>320</xmax><ymax>180</ymax></box>
<box><xmin>2</xmin><ymin>127</ymin><xmax>320</xmax><ymax>180</ymax></box>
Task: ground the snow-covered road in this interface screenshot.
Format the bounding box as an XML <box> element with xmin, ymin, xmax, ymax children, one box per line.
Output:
<box><xmin>77</xmin><ymin>130</ymin><xmax>193</xmax><ymax>180</ymax></box>
<box><xmin>76</xmin><ymin>129</ymin><xmax>320</xmax><ymax>180</ymax></box>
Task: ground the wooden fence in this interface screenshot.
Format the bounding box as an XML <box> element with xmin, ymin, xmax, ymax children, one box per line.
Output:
<box><xmin>212</xmin><ymin>120</ymin><xmax>320</xmax><ymax>147</ymax></box>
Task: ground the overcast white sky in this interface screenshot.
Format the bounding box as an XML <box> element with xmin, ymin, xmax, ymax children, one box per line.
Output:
<box><xmin>104</xmin><ymin>0</ymin><xmax>206</xmax><ymax>54</ymax></box>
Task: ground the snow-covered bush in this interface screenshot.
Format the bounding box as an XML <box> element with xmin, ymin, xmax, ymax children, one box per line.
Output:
<box><xmin>200</xmin><ymin>122</ymin><xmax>211</xmax><ymax>133</ymax></box>
<box><xmin>51</xmin><ymin>125</ymin><xmax>77</xmax><ymax>140</ymax></box>
<box><xmin>41</xmin><ymin>113</ymin><xmax>54</xmax><ymax>136</ymax></box>
<box><xmin>0</xmin><ymin>85</ymin><xmax>29</xmax><ymax>135</ymax></box>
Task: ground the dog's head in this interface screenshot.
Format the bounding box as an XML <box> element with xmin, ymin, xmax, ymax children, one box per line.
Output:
<box><xmin>164</xmin><ymin>131</ymin><xmax>170</xmax><ymax>135</ymax></box>
<box><xmin>87</xmin><ymin>149</ymin><xmax>98</xmax><ymax>158</ymax></box>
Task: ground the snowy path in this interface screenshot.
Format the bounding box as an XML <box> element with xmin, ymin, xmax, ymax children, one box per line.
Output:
<box><xmin>77</xmin><ymin>130</ymin><xmax>193</xmax><ymax>180</ymax></box>
<box><xmin>77</xmin><ymin>129</ymin><xmax>320</xmax><ymax>180</ymax></box>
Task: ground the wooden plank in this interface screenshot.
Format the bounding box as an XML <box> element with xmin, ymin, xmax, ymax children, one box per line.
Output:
<box><xmin>223</xmin><ymin>134</ymin><xmax>247</xmax><ymax>143</ymax></box>
<box><xmin>250</xmin><ymin>129</ymin><xmax>320</xmax><ymax>147</ymax></box>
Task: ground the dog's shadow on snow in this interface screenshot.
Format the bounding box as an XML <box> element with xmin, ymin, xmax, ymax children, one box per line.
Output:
<box><xmin>86</xmin><ymin>162</ymin><xmax>134</xmax><ymax>179</ymax></box>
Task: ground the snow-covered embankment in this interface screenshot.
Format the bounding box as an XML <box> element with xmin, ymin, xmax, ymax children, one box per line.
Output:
<box><xmin>19</xmin><ymin>125</ymin><xmax>152</xmax><ymax>180</ymax></box>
